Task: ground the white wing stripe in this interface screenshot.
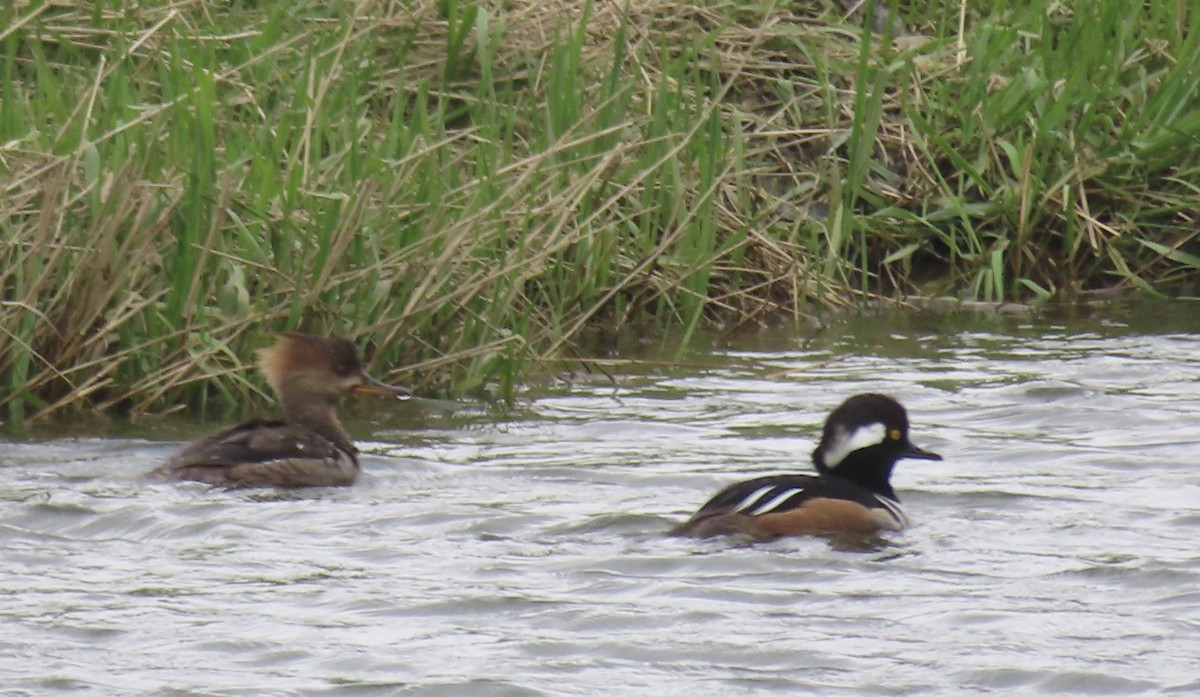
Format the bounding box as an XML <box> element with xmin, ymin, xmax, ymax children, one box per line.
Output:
<box><xmin>731</xmin><ymin>485</ymin><xmax>778</xmax><ymax>513</ymax></box>
<box><xmin>874</xmin><ymin>494</ymin><xmax>908</xmax><ymax>528</ymax></box>
<box><xmin>750</xmin><ymin>488</ymin><xmax>805</xmax><ymax>515</ymax></box>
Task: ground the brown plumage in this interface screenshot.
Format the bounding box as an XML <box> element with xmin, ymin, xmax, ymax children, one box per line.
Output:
<box><xmin>147</xmin><ymin>333</ymin><xmax>410</xmax><ymax>488</ymax></box>
<box><xmin>678</xmin><ymin>497</ymin><xmax>902</xmax><ymax>541</ymax></box>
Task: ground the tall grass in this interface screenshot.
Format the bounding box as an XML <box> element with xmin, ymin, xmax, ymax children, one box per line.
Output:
<box><xmin>895</xmin><ymin>0</ymin><xmax>1200</xmax><ymax>299</ymax></box>
<box><xmin>1</xmin><ymin>0</ymin><xmax>1198</xmax><ymax>420</ymax></box>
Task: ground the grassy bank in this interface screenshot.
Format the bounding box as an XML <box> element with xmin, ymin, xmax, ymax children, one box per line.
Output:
<box><xmin>2</xmin><ymin>0</ymin><xmax>1199</xmax><ymax>420</ymax></box>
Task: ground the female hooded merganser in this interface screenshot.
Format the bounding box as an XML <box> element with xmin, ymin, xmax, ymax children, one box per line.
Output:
<box><xmin>147</xmin><ymin>332</ymin><xmax>410</xmax><ymax>488</ymax></box>
<box><xmin>669</xmin><ymin>393</ymin><xmax>941</xmax><ymax>541</ymax></box>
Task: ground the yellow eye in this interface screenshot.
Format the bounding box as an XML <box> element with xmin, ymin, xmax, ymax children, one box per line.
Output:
<box><xmin>889</xmin><ymin>429</ymin><xmax>902</xmax><ymax>441</ymax></box>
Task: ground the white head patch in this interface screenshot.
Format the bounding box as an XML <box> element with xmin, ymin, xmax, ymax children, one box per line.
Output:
<box><xmin>822</xmin><ymin>422</ymin><xmax>887</xmax><ymax>469</ymax></box>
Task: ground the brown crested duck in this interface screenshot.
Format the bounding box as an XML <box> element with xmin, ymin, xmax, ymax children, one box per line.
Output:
<box><xmin>148</xmin><ymin>332</ymin><xmax>409</xmax><ymax>487</ymax></box>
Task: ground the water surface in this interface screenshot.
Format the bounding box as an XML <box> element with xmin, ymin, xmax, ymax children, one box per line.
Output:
<box><xmin>3</xmin><ymin>303</ymin><xmax>1199</xmax><ymax>695</ymax></box>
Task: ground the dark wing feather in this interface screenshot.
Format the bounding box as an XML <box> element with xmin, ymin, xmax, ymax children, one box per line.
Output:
<box><xmin>687</xmin><ymin>473</ymin><xmax>886</xmax><ymax>520</ymax></box>
<box><xmin>671</xmin><ymin>473</ymin><xmax>898</xmax><ymax>538</ymax></box>
<box><xmin>148</xmin><ymin>419</ymin><xmax>355</xmax><ymax>486</ymax></box>
<box><xmin>164</xmin><ymin>419</ymin><xmax>341</xmax><ymax>468</ymax></box>
<box><xmin>691</xmin><ymin>474</ymin><xmax>823</xmax><ymax>518</ymax></box>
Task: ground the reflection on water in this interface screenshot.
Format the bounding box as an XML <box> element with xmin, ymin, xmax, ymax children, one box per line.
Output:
<box><xmin>2</xmin><ymin>302</ymin><xmax>1200</xmax><ymax>695</ymax></box>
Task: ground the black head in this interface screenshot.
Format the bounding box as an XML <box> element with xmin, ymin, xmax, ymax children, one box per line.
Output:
<box><xmin>811</xmin><ymin>393</ymin><xmax>941</xmax><ymax>498</ymax></box>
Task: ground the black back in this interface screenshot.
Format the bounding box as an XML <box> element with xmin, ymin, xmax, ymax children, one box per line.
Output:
<box><xmin>688</xmin><ymin>473</ymin><xmax>886</xmax><ymax>521</ymax></box>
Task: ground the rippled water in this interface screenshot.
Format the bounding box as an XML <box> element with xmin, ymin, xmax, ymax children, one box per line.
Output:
<box><xmin>3</xmin><ymin>304</ymin><xmax>1200</xmax><ymax>695</ymax></box>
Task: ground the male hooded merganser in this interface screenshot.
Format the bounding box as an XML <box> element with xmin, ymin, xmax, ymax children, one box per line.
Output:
<box><xmin>669</xmin><ymin>393</ymin><xmax>941</xmax><ymax>540</ymax></box>
<box><xmin>147</xmin><ymin>332</ymin><xmax>410</xmax><ymax>488</ymax></box>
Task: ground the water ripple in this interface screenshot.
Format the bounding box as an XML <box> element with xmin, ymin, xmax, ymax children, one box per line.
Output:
<box><xmin>2</xmin><ymin>307</ymin><xmax>1198</xmax><ymax>694</ymax></box>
